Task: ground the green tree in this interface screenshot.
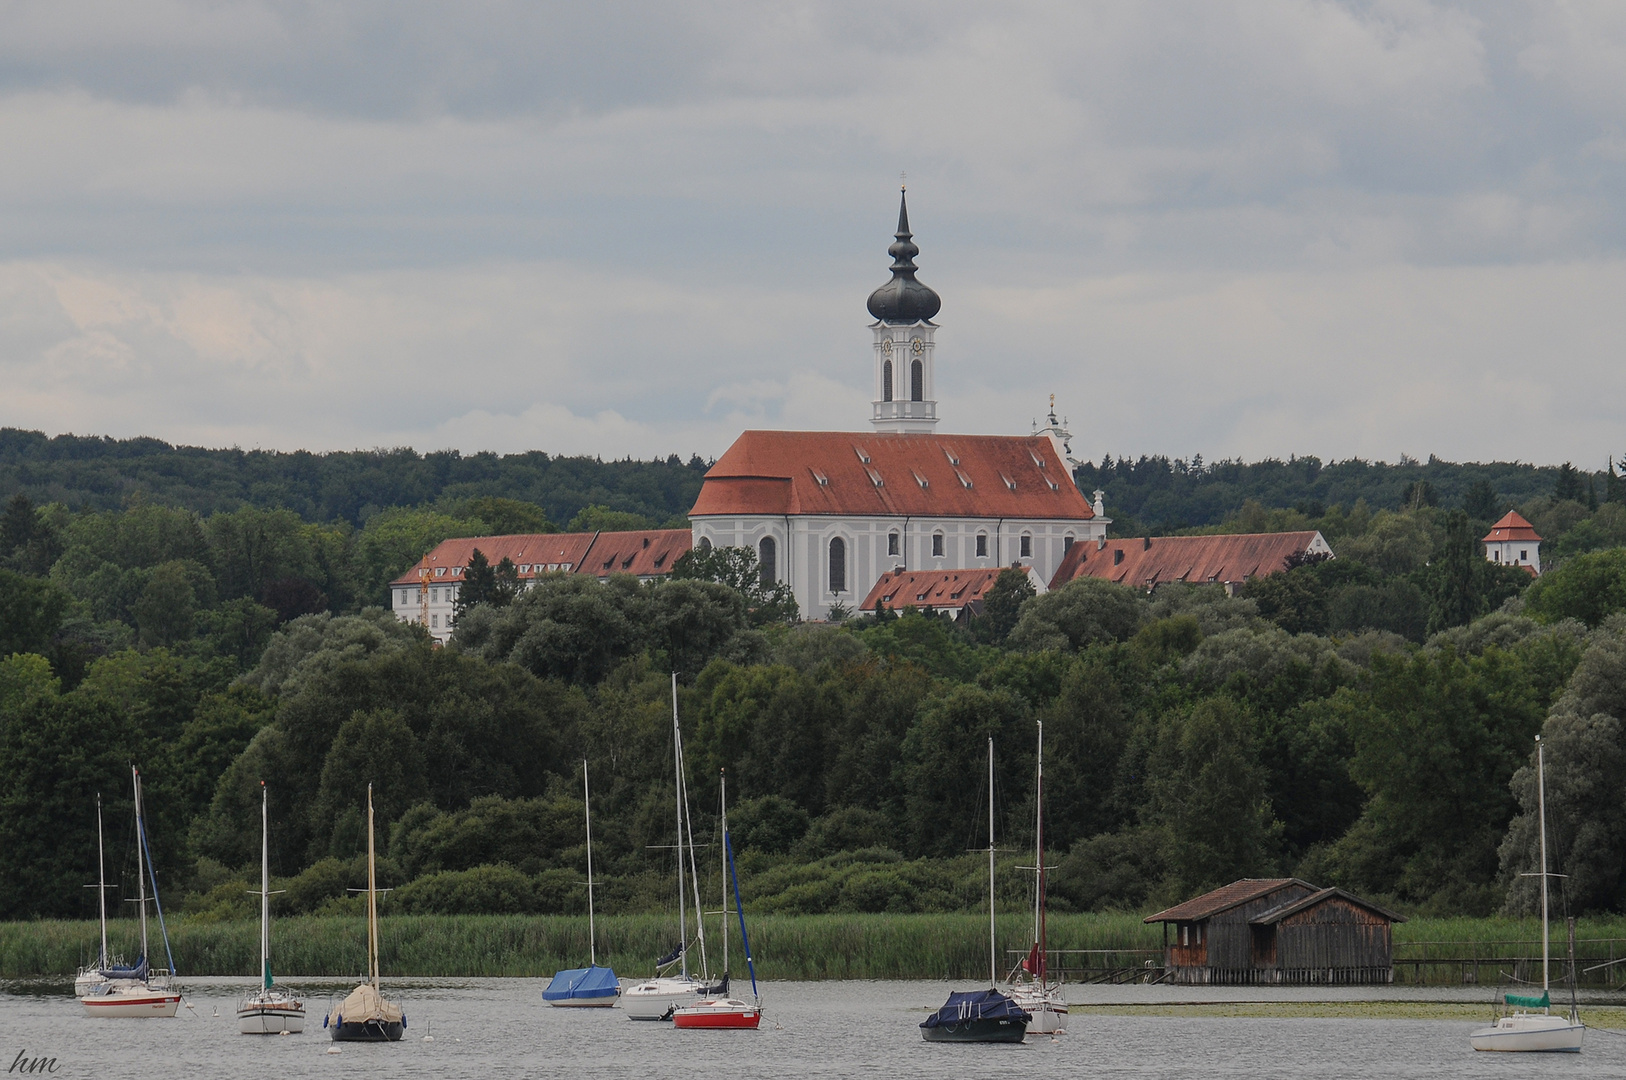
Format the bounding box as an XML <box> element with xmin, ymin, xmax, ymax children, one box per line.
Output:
<box><xmin>351</xmin><ymin>507</ymin><xmax>488</xmax><ymax>606</ymax></box>
<box><xmin>566</xmin><ymin>505</ymin><xmax>653</xmax><ymax>532</ymax></box>
<box><xmin>313</xmin><ymin>708</ymin><xmax>430</xmax><ymax>856</ymax></box>
<box><xmin>670</xmin><ymin>544</ymin><xmax>798</xmax><ymax>625</ymax></box>
<box><xmin>978</xmin><ymin>566</ymin><xmax>1035</xmax><ymax>643</ymax></box>
<box><xmin>450</xmin><ymin>496</ymin><xmax>553</xmax><ymax>536</ymax></box>
<box><xmin>454</xmin><ymin>548</ymin><xmax>497</xmax><ymax>621</ymax></box>
<box><xmin>1143</xmin><ymin>696</ymin><xmax>1281</xmax><ymax>897</ymax></box>
<box><xmin>897</xmin><ymin>684</ymin><xmax>1031</xmax><ymax>858</ymax></box>
<box><xmin>1463</xmin><ymin>479</ymin><xmax>1503</xmax><ymax>523</ymax></box>
<box><xmin>1007</xmin><ymin>578</ymin><xmax>1144</xmax><ymax>653</ymax></box>
<box><xmin>0</xmin><ymin>569</ymin><xmax>68</xmax><ymax>658</ymax></box>
<box><xmin>1525</xmin><ymin>549</ymin><xmax>1626</xmax><ymax>627</ymax></box>
<box><xmin>131</xmin><ymin>559</ymin><xmax>216</xmax><ymax>648</ymax></box>
<box><xmin>0</xmin><ymin>494</ymin><xmax>62</xmax><ymax>576</ymax></box>
<box><xmin>1554</xmin><ymin>462</ymin><xmax>1587</xmax><ymax>503</ymax></box>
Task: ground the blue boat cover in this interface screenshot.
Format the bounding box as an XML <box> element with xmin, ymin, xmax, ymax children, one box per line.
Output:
<box><xmin>920</xmin><ymin>989</ymin><xmax>1029</xmax><ymax>1028</ymax></box>
<box><xmin>543</xmin><ymin>965</ymin><xmax>619</xmax><ymax>1001</ymax></box>
<box><xmin>99</xmin><ymin>956</ymin><xmax>149</xmax><ymax>982</ymax></box>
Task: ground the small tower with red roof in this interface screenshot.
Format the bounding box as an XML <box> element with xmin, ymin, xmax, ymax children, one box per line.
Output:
<box><xmin>1483</xmin><ymin>510</ymin><xmax>1542</xmax><ymax>575</ymax></box>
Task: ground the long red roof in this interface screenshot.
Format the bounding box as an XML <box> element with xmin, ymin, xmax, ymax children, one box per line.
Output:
<box><xmin>1049</xmin><ymin>531</ymin><xmax>1328</xmax><ymax>591</ymax></box>
<box><xmin>1482</xmin><ymin>510</ymin><xmax>1542</xmax><ymax>543</ymax></box>
<box><xmin>690</xmin><ymin>431</ymin><xmax>1094</xmax><ymax>521</ymax></box>
<box><xmin>391</xmin><ymin>529</ymin><xmax>691</xmax><ymax>586</ymax></box>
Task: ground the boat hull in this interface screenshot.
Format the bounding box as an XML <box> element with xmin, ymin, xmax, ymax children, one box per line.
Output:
<box><xmin>672</xmin><ymin>1000</ymin><xmax>761</xmax><ymax>1029</ymax></box>
<box><xmin>1470</xmin><ymin>1015</ymin><xmax>1584</xmax><ymax>1052</ymax></box>
<box><xmin>81</xmin><ymin>991</ymin><xmax>181</xmax><ymax>1018</ymax></box>
<box><xmin>330</xmin><ymin>1019</ymin><xmax>404</xmax><ymax>1042</ymax></box>
<box><xmin>238</xmin><ymin>1003</ymin><xmax>306</xmax><ymax>1034</ymax></box>
<box><xmin>623</xmin><ymin>980</ymin><xmax>702</xmax><ymax>1021</ymax></box>
<box><xmin>1022</xmin><ymin>1002</ymin><xmax>1068</xmax><ymax>1035</ymax></box>
<box><xmin>548</xmin><ymin>994</ymin><xmax>619</xmax><ymax>1008</ymax></box>
<box><xmin>921</xmin><ymin>1018</ymin><xmax>1029</xmax><ymax>1043</ymax></box>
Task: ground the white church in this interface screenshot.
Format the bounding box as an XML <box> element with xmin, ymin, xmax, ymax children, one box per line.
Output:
<box><xmin>689</xmin><ymin>191</ymin><xmax>1107</xmax><ymax>620</ymax></box>
<box><xmin>395</xmin><ymin>191</ymin><xmax>1108</xmax><ymax>634</ymax></box>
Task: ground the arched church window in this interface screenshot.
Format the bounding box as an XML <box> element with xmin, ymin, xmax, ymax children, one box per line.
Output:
<box><xmin>911</xmin><ymin>359</ymin><xmax>923</xmax><ymax>401</ymax></box>
<box><xmin>829</xmin><ymin>537</ymin><xmax>846</xmax><ymax>594</ymax></box>
<box><xmin>883</xmin><ymin>360</ymin><xmax>893</xmax><ymax>402</ymax></box>
<box><xmin>759</xmin><ymin>536</ymin><xmax>777</xmax><ymax>585</ymax></box>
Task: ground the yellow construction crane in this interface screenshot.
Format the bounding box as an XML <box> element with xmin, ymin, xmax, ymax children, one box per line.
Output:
<box><xmin>419</xmin><ymin>565</ymin><xmax>431</xmax><ymax>630</ymax></box>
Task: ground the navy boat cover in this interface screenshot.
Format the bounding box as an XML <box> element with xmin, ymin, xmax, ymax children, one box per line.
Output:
<box><xmin>920</xmin><ymin>989</ymin><xmax>1030</xmax><ymax>1028</ymax></box>
<box><xmin>543</xmin><ymin>965</ymin><xmax>620</xmax><ymax>1001</ymax></box>
<box><xmin>99</xmin><ymin>956</ymin><xmax>149</xmax><ymax>982</ymax></box>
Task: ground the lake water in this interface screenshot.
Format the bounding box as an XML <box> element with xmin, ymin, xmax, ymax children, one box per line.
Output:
<box><xmin>4</xmin><ymin>977</ymin><xmax>1625</xmax><ymax>1078</ymax></box>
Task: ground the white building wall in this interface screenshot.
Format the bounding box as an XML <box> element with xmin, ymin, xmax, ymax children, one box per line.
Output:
<box><xmin>1485</xmin><ymin>538</ymin><xmax>1541</xmax><ymax>575</ymax></box>
<box><xmin>692</xmin><ymin>512</ymin><xmax>1107</xmax><ymax>621</ymax></box>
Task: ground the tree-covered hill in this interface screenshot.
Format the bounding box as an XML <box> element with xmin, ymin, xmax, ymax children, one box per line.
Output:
<box><xmin>0</xmin><ymin>428</ymin><xmax>709</xmax><ymax>527</ymax></box>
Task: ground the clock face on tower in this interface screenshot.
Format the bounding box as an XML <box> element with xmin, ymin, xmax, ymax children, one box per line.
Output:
<box><xmin>911</xmin><ymin>338</ymin><xmax>924</xmax><ymax>355</ymax></box>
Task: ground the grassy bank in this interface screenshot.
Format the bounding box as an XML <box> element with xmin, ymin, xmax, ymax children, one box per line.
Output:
<box><xmin>7</xmin><ymin>914</ymin><xmax>1626</xmax><ymax>982</ymax></box>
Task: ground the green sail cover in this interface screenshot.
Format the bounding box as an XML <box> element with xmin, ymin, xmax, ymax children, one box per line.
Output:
<box><xmin>264</xmin><ymin>959</ymin><xmax>274</xmax><ymax>990</ymax></box>
<box><xmin>1504</xmin><ymin>991</ymin><xmax>1549</xmax><ymax>1009</ymax></box>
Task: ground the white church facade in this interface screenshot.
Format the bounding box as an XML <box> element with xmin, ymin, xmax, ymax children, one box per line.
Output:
<box><xmin>689</xmin><ymin>191</ymin><xmax>1107</xmax><ymax>621</ymax></box>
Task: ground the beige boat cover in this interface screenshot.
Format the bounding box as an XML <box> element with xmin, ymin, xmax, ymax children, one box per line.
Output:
<box><xmin>327</xmin><ymin>982</ymin><xmax>403</xmax><ymax>1026</ymax></box>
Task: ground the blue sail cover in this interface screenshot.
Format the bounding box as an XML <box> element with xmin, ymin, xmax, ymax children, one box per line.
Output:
<box><xmin>543</xmin><ymin>965</ymin><xmax>619</xmax><ymax>1001</ymax></box>
<box><xmin>98</xmin><ymin>956</ymin><xmax>149</xmax><ymax>982</ymax></box>
<box><xmin>920</xmin><ymin>989</ymin><xmax>1030</xmax><ymax>1029</ymax></box>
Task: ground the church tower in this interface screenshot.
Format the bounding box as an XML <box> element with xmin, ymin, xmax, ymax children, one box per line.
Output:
<box><xmin>868</xmin><ymin>188</ymin><xmax>941</xmax><ymax>433</ymax></box>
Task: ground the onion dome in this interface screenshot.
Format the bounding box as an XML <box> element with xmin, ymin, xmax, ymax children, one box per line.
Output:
<box><xmin>866</xmin><ymin>189</ymin><xmax>941</xmax><ymax>324</ymax></box>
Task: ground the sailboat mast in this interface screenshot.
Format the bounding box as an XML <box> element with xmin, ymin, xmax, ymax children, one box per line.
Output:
<box><xmin>672</xmin><ymin>673</ymin><xmax>688</xmax><ymax>979</ymax></box>
<box><xmin>1537</xmin><ymin>735</ymin><xmax>1549</xmax><ymax>995</ymax></box>
<box><xmin>367</xmin><ymin>784</ymin><xmax>379</xmax><ymax>989</ymax></box>
<box><xmin>1036</xmin><ymin>719</ymin><xmax>1046</xmax><ymax>984</ymax></box>
<box><xmin>96</xmin><ymin>793</ymin><xmax>108</xmax><ymax>969</ymax></box>
<box><xmin>720</xmin><ymin>770</ymin><xmax>729</xmax><ymax>975</ymax></box>
<box><xmin>679</xmin><ymin>732</ymin><xmax>708</xmax><ymax>978</ymax></box>
<box><xmin>133</xmin><ymin>767</ymin><xmax>149</xmax><ymax>964</ymax></box>
<box><xmin>261</xmin><ymin>782</ymin><xmax>270</xmax><ymax>990</ymax></box>
<box><xmin>584</xmin><ymin>759</ymin><xmax>597</xmax><ymax>968</ymax></box>
<box><xmin>988</xmin><ymin>737</ymin><xmax>996</xmax><ymax>988</ymax></box>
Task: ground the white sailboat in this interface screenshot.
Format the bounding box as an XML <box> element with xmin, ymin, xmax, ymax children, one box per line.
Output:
<box><xmin>544</xmin><ymin>759</ymin><xmax>620</xmax><ymax>1007</ymax></box>
<box><xmin>237</xmin><ymin>782</ymin><xmax>306</xmax><ymax>1033</ymax></box>
<box><xmin>624</xmin><ymin>673</ymin><xmax>718</xmax><ymax>1021</ymax></box>
<box><xmin>82</xmin><ymin>768</ymin><xmax>181</xmax><ymax>1018</ymax></box>
<box><xmin>673</xmin><ymin>769</ymin><xmax>761</xmax><ymax>1030</ymax></box>
<box><xmin>75</xmin><ymin>794</ymin><xmax>119</xmax><ymax>998</ymax></box>
<box><xmin>1470</xmin><ymin>735</ymin><xmax>1584</xmax><ymax>1053</ymax></box>
<box><xmin>1008</xmin><ymin>720</ymin><xmax>1067</xmax><ymax>1035</ymax></box>
<box><xmin>325</xmin><ymin>784</ymin><xmax>405</xmax><ymax>1041</ymax></box>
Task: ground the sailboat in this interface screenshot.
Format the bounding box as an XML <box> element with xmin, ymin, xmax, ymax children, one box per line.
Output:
<box><xmin>625</xmin><ymin>674</ymin><xmax>721</xmax><ymax>1021</ymax></box>
<box><xmin>544</xmin><ymin>759</ymin><xmax>620</xmax><ymax>1007</ymax></box>
<box><xmin>75</xmin><ymin>794</ymin><xmax>119</xmax><ymax>998</ymax></box>
<box><xmin>325</xmin><ymin>784</ymin><xmax>405</xmax><ymax>1041</ymax></box>
<box><xmin>673</xmin><ymin>770</ymin><xmax>761</xmax><ymax>1030</ymax></box>
<box><xmin>82</xmin><ymin>768</ymin><xmax>181</xmax><ymax>1018</ymax></box>
<box><xmin>921</xmin><ymin>739</ymin><xmax>1029</xmax><ymax>1044</ymax></box>
<box><xmin>237</xmin><ymin>782</ymin><xmax>306</xmax><ymax>1033</ymax></box>
<box><xmin>1470</xmin><ymin>735</ymin><xmax>1584</xmax><ymax>1052</ymax></box>
<box><xmin>1008</xmin><ymin>720</ymin><xmax>1067</xmax><ymax>1035</ymax></box>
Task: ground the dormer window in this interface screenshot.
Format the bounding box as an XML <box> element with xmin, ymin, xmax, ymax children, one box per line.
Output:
<box><xmin>1001</xmin><ymin>473</ymin><xmax>1016</xmax><ymax>492</ymax></box>
<box><xmin>854</xmin><ymin>446</ymin><xmax>871</xmax><ymax>464</ymax></box>
<box><xmin>867</xmin><ymin>468</ymin><xmax>884</xmax><ymax>488</ymax></box>
<box><xmin>1030</xmin><ymin>450</ymin><xmax>1046</xmax><ymax>468</ymax></box>
<box><xmin>810</xmin><ymin>468</ymin><xmax>829</xmax><ymax>486</ymax></box>
<box><xmin>435</xmin><ymin>567</ymin><xmax>447</xmax><ymax>577</ymax></box>
<box><xmin>913</xmin><ymin>471</ymin><xmax>928</xmax><ymax>489</ymax></box>
<box><xmin>955</xmin><ymin>470</ymin><xmax>973</xmax><ymax>489</ymax></box>
<box><xmin>943</xmin><ymin>447</ymin><xmax>960</xmax><ymax>466</ymax></box>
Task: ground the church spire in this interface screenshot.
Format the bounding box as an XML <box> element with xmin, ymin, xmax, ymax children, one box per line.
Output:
<box><xmin>867</xmin><ymin>188</ymin><xmax>941</xmax><ymax>324</ymax></box>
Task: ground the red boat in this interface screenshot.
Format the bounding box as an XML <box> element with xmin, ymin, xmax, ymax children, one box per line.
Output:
<box><xmin>671</xmin><ymin>998</ymin><xmax>761</xmax><ymax>1030</ymax></box>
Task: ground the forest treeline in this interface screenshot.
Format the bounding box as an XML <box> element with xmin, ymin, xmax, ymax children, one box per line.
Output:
<box><xmin>5</xmin><ymin>450</ymin><xmax>1626</xmax><ymax>926</ymax></box>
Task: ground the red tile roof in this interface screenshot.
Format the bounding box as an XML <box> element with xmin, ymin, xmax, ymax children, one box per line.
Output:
<box><xmin>860</xmin><ymin>567</ymin><xmax>1010</xmax><ymax>613</ymax></box>
<box><xmin>391</xmin><ymin>529</ymin><xmax>691</xmax><ymax>586</ymax></box>
<box><xmin>1482</xmin><ymin>510</ymin><xmax>1542</xmax><ymax>543</ymax></box>
<box><xmin>1049</xmin><ymin>531</ymin><xmax>1328</xmax><ymax>592</ymax></box>
<box><xmin>1144</xmin><ymin>878</ymin><xmax>1315</xmax><ymax>923</ymax></box>
<box><xmin>581</xmin><ymin>529</ymin><xmax>692</xmax><ymax>579</ymax></box>
<box><xmin>690</xmin><ymin>431</ymin><xmax>1094</xmax><ymax>521</ymax></box>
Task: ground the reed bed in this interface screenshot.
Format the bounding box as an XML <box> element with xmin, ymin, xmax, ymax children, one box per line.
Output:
<box><xmin>1</xmin><ymin>912</ymin><xmax>1161</xmax><ymax>980</ymax></box>
<box><xmin>11</xmin><ymin>913</ymin><xmax>1626</xmax><ymax>982</ymax></box>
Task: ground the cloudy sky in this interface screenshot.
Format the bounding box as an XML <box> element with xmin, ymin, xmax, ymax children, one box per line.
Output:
<box><xmin>2</xmin><ymin>1</ymin><xmax>1624</xmax><ymax>467</ymax></box>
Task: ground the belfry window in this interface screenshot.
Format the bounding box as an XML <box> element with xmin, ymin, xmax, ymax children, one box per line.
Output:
<box><xmin>759</xmin><ymin>536</ymin><xmax>777</xmax><ymax>585</ymax></box>
<box><xmin>888</xmin><ymin>532</ymin><xmax>900</xmax><ymax>556</ymax></box>
<box><xmin>932</xmin><ymin>532</ymin><xmax>945</xmax><ymax>558</ymax></box>
<box><xmin>829</xmin><ymin>537</ymin><xmax>846</xmax><ymax>594</ymax></box>
<box><xmin>882</xmin><ymin>360</ymin><xmax>893</xmax><ymax>402</ymax></box>
<box><xmin>1020</xmin><ymin>534</ymin><xmax>1032</xmax><ymax>558</ymax></box>
<box><xmin>976</xmin><ymin>533</ymin><xmax>988</xmax><ymax>558</ymax></box>
<box><xmin>911</xmin><ymin>359</ymin><xmax>923</xmax><ymax>401</ymax></box>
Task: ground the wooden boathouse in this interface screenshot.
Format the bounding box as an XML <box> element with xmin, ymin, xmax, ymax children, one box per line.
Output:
<box><xmin>1145</xmin><ymin>878</ymin><xmax>1404</xmax><ymax>985</ymax></box>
